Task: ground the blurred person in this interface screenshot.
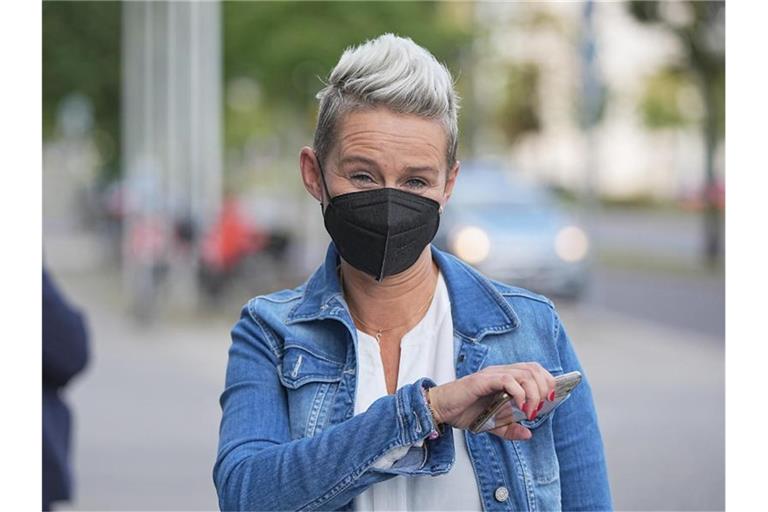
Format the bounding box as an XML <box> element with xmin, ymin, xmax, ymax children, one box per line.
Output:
<box><xmin>213</xmin><ymin>34</ymin><xmax>612</xmax><ymax>511</ymax></box>
<box><xmin>199</xmin><ymin>196</ymin><xmax>268</xmax><ymax>297</ymax></box>
<box><xmin>42</xmin><ymin>267</ymin><xmax>89</xmax><ymax>511</ymax></box>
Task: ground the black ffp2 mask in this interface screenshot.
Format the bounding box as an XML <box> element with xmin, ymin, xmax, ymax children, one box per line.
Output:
<box><xmin>317</xmin><ymin>158</ymin><xmax>441</xmax><ymax>281</ymax></box>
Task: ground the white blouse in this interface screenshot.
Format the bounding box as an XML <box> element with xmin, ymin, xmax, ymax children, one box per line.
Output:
<box><xmin>352</xmin><ymin>271</ymin><xmax>483</xmax><ymax>511</ymax></box>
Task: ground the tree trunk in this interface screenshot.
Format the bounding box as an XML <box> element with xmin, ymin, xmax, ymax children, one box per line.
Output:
<box><xmin>701</xmin><ymin>78</ymin><xmax>722</xmax><ymax>267</ymax></box>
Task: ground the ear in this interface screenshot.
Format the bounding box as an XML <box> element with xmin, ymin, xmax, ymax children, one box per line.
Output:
<box><xmin>299</xmin><ymin>147</ymin><xmax>325</xmax><ymax>204</ymax></box>
<box><xmin>441</xmin><ymin>160</ymin><xmax>461</xmax><ymax>207</ymax></box>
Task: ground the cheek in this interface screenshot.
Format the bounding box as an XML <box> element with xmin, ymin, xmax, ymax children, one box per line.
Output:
<box><xmin>419</xmin><ymin>188</ymin><xmax>446</xmax><ymax>209</ymax></box>
<box><xmin>428</xmin><ymin>179</ymin><xmax>449</xmax><ymax>200</ymax></box>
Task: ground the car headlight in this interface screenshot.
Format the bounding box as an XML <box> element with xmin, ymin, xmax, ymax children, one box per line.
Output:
<box><xmin>452</xmin><ymin>226</ymin><xmax>491</xmax><ymax>264</ymax></box>
<box><xmin>555</xmin><ymin>226</ymin><xmax>589</xmax><ymax>262</ymax></box>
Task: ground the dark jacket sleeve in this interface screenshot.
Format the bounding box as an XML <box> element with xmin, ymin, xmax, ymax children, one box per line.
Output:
<box><xmin>42</xmin><ymin>268</ymin><xmax>90</xmax><ymax>388</ymax></box>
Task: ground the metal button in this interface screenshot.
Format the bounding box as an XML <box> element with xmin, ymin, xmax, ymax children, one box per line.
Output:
<box><xmin>494</xmin><ymin>486</ymin><xmax>509</xmax><ymax>502</ymax></box>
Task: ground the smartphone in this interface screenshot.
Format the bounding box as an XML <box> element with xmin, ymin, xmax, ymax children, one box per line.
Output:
<box><xmin>468</xmin><ymin>370</ymin><xmax>582</xmax><ymax>434</ymax></box>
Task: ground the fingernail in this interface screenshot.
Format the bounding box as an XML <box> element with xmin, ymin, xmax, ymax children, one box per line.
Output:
<box><xmin>548</xmin><ymin>390</ymin><xmax>555</xmax><ymax>401</ymax></box>
<box><xmin>521</xmin><ymin>402</ymin><xmax>529</xmax><ymax>414</ymax></box>
<box><xmin>537</xmin><ymin>401</ymin><xmax>544</xmax><ymax>412</ymax></box>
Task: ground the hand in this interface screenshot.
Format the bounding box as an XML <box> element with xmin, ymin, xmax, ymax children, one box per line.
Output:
<box><xmin>428</xmin><ymin>363</ymin><xmax>556</xmax><ymax>441</ymax></box>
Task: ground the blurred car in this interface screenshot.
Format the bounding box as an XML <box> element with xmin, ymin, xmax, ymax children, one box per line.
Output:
<box><xmin>434</xmin><ymin>162</ymin><xmax>591</xmax><ymax>299</ymax></box>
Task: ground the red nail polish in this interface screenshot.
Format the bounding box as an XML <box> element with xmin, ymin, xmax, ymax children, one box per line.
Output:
<box><xmin>537</xmin><ymin>401</ymin><xmax>544</xmax><ymax>412</ymax></box>
<box><xmin>521</xmin><ymin>402</ymin><xmax>529</xmax><ymax>414</ymax></box>
<box><xmin>548</xmin><ymin>390</ymin><xmax>555</xmax><ymax>401</ymax></box>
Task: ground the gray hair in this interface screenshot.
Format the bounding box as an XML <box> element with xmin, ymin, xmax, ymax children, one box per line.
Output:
<box><xmin>313</xmin><ymin>33</ymin><xmax>460</xmax><ymax>170</ymax></box>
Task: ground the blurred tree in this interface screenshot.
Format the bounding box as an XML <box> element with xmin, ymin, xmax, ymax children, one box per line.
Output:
<box><xmin>640</xmin><ymin>65</ymin><xmax>697</xmax><ymax>129</ymax></box>
<box><xmin>43</xmin><ymin>1</ymin><xmax>121</xmax><ymax>181</ymax></box>
<box><xmin>628</xmin><ymin>0</ymin><xmax>725</xmax><ymax>266</ymax></box>
<box><xmin>223</xmin><ymin>1</ymin><xmax>471</xmax><ymax>150</ymax></box>
<box><xmin>42</xmin><ymin>2</ymin><xmax>471</xmax><ymax>181</ymax></box>
<box><xmin>497</xmin><ymin>62</ymin><xmax>542</xmax><ymax>144</ymax></box>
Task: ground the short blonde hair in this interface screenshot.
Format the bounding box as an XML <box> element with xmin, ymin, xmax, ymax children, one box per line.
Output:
<box><xmin>314</xmin><ymin>33</ymin><xmax>460</xmax><ymax>169</ymax></box>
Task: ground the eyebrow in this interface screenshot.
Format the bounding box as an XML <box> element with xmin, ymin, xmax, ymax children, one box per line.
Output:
<box><xmin>338</xmin><ymin>155</ymin><xmax>439</xmax><ymax>175</ymax></box>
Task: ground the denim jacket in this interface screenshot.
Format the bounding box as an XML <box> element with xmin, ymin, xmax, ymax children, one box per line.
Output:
<box><xmin>213</xmin><ymin>242</ymin><xmax>612</xmax><ymax>511</ymax></box>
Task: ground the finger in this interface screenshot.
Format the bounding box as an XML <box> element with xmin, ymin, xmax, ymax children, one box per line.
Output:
<box><xmin>486</xmin><ymin>364</ymin><xmax>556</xmax><ymax>406</ymax></box>
<box><xmin>514</xmin><ymin>370</ymin><xmax>541</xmax><ymax>420</ymax></box>
<box><xmin>472</xmin><ymin>371</ymin><xmax>525</xmax><ymax>408</ymax></box>
<box><xmin>537</xmin><ymin>365</ymin><xmax>557</xmax><ymax>401</ymax></box>
<box><xmin>524</xmin><ymin>363</ymin><xmax>552</xmax><ymax>413</ymax></box>
<box><xmin>498</xmin><ymin>373</ymin><xmax>527</xmax><ymax>411</ymax></box>
<box><xmin>480</xmin><ymin>369</ymin><xmax>536</xmax><ymax>415</ymax></box>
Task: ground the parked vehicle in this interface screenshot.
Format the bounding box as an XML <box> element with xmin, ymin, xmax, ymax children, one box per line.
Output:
<box><xmin>434</xmin><ymin>162</ymin><xmax>591</xmax><ymax>299</ymax></box>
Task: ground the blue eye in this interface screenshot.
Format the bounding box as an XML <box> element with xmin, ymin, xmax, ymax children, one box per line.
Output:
<box><xmin>405</xmin><ymin>178</ymin><xmax>428</xmax><ymax>190</ymax></box>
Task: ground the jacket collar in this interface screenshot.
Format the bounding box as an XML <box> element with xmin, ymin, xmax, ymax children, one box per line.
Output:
<box><xmin>286</xmin><ymin>242</ymin><xmax>519</xmax><ymax>341</ymax></box>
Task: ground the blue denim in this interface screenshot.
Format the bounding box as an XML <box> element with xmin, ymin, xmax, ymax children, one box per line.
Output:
<box><xmin>213</xmin><ymin>242</ymin><xmax>613</xmax><ymax>511</ymax></box>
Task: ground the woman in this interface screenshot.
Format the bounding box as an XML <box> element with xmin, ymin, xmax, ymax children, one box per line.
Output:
<box><xmin>214</xmin><ymin>34</ymin><xmax>612</xmax><ymax>511</ymax></box>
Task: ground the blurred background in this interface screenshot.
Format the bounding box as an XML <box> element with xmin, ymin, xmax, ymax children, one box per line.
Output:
<box><xmin>42</xmin><ymin>1</ymin><xmax>724</xmax><ymax>510</ymax></box>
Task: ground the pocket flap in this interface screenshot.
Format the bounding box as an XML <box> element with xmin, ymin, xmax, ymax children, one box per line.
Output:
<box><xmin>279</xmin><ymin>344</ymin><xmax>345</xmax><ymax>389</ymax></box>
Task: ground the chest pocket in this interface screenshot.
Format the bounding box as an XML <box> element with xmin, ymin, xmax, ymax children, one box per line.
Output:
<box><xmin>516</xmin><ymin>367</ymin><xmax>564</xmax><ymax>485</ymax></box>
<box><xmin>518</xmin><ymin>367</ymin><xmax>567</xmax><ymax>430</ymax></box>
<box><xmin>278</xmin><ymin>343</ymin><xmax>345</xmax><ymax>439</ymax></box>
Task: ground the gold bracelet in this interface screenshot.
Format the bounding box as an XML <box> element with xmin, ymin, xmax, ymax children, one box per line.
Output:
<box><xmin>422</xmin><ymin>386</ymin><xmax>444</xmax><ymax>439</ymax></box>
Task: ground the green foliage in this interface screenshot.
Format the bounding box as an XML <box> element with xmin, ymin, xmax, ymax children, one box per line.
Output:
<box><xmin>496</xmin><ymin>62</ymin><xmax>541</xmax><ymax>143</ymax></box>
<box><xmin>43</xmin><ymin>1</ymin><xmax>121</xmax><ymax>179</ymax></box>
<box><xmin>42</xmin><ymin>1</ymin><xmax>471</xmax><ymax>179</ymax></box>
<box><xmin>640</xmin><ymin>66</ymin><xmax>694</xmax><ymax>129</ymax></box>
<box><xmin>222</xmin><ymin>1</ymin><xmax>472</xmax><ymax>147</ymax></box>
<box><xmin>628</xmin><ymin>0</ymin><xmax>725</xmax><ymax>263</ymax></box>
<box><xmin>627</xmin><ymin>0</ymin><xmax>724</xmax><ymax>137</ymax></box>
<box><xmin>628</xmin><ymin>1</ymin><xmax>660</xmax><ymax>24</ymax></box>
<box><xmin>223</xmin><ymin>1</ymin><xmax>469</xmax><ymax>110</ymax></box>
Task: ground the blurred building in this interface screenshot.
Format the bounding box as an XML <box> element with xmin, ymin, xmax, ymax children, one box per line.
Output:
<box><xmin>470</xmin><ymin>1</ymin><xmax>722</xmax><ymax>202</ymax></box>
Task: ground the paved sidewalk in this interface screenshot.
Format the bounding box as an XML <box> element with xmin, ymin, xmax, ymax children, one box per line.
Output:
<box><xmin>559</xmin><ymin>303</ymin><xmax>724</xmax><ymax>511</ymax></box>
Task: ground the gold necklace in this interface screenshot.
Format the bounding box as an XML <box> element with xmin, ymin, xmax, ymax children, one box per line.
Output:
<box><xmin>339</xmin><ymin>268</ymin><xmax>436</xmax><ymax>343</ymax></box>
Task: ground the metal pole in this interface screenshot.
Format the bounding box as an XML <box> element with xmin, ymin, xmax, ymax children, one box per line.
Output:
<box><xmin>121</xmin><ymin>1</ymin><xmax>223</xmax><ymax>318</ymax></box>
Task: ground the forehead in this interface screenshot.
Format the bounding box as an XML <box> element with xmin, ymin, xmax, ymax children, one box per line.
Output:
<box><xmin>334</xmin><ymin>108</ymin><xmax>447</xmax><ymax>169</ymax></box>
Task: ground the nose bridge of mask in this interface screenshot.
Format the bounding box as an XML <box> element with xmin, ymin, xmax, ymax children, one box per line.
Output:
<box><xmin>378</xmin><ymin>189</ymin><xmax>398</xmax><ymax>280</ymax></box>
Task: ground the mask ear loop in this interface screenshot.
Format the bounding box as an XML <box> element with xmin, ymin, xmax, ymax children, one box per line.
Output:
<box><xmin>315</xmin><ymin>152</ymin><xmax>333</xmax><ymax>211</ymax></box>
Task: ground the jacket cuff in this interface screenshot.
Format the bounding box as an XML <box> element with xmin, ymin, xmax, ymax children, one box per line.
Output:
<box><xmin>379</xmin><ymin>377</ymin><xmax>455</xmax><ymax>475</ymax></box>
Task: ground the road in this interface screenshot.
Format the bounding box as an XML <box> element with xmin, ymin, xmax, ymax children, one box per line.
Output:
<box><xmin>580</xmin><ymin>206</ymin><xmax>725</xmax><ymax>340</ymax></box>
<box><xmin>585</xmin><ymin>265</ymin><xmax>724</xmax><ymax>340</ymax></box>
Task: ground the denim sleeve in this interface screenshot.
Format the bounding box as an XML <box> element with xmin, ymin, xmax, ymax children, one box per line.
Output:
<box><xmin>213</xmin><ymin>305</ymin><xmax>455</xmax><ymax>511</ymax></box>
<box><xmin>551</xmin><ymin>308</ymin><xmax>613</xmax><ymax>511</ymax></box>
